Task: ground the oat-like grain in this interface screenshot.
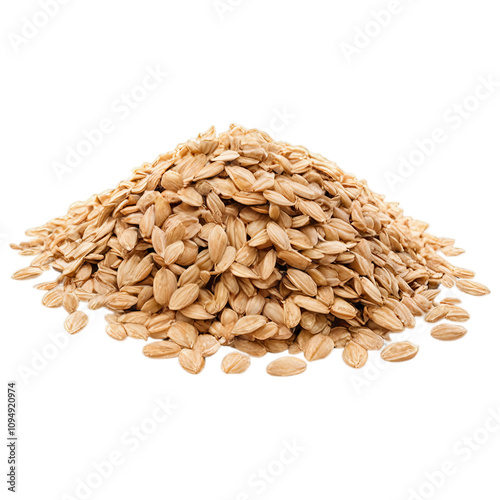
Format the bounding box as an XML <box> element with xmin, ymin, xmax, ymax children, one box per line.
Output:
<box><xmin>445</xmin><ymin>306</ymin><xmax>470</xmax><ymax>322</ymax></box>
<box><xmin>221</xmin><ymin>352</ymin><xmax>251</xmax><ymax>374</ymax></box>
<box><xmin>381</xmin><ymin>342</ymin><xmax>419</xmax><ymax>362</ymax></box>
<box><xmin>168</xmin><ymin>284</ymin><xmax>200</xmax><ymax>311</ymax></box>
<box><xmin>304</xmin><ymin>334</ymin><xmax>334</xmax><ymax>361</ymax></box>
<box><xmin>11</xmin><ymin>125</ymin><xmax>488</xmax><ymax>375</ymax></box>
<box><xmin>64</xmin><ymin>311</ymin><xmax>88</xmax><ymax>334</ymax></box>
<box><xmin>425</xmin><ymin>305</ymin><xmax>450</xmax><ymax>323</ymax></box>
<box><xmin>178</xmin><ymin>349</ymin><xmax>205</xmax><ymax>374</ymax></box>
<box><xmin>232</xmin><ymin>315</ymin><xmax>267</xmax><ymax>336</ymax></box>
<box><xmin>143</xmin><ymin>341</ymin><xmax>181</xmax><ymax>359</ymax></box>
<box><xmin>266</xmin><ymin>357</ymin><xmax>307</xmax><ymax>377</ymax></box>
<box><xmin>42</xmin><ymin>289</ymin><xmax>63</xmax><ymax>308</ymax></box>
<box><xmin>194</xmin><ymin>334</ymin><xmax>221</xmax><ymax>357</ymax></box>
<box><xmin>456</xmin><ymin>279</ymin><xmax>490</xmax><ymax>296</ymax></box>
<box><xmin>431</xmin><ymin>324</ymin><xmax>467</xmax><ymax>341</ymax></box>
<box><xmin>12</xmin><ymin>267</ymin><xmax>43</xmax><ymax>280</ymax></box>
<box><xmin>168</xmin><ymin>322</ymin><xmax>198</xmax><ymax>348</ymax></box>
<box><xmin>342</xmin><ymin>341</ymin><xmax>368</xmax><ymax>369</ymax></box>
<box><xmin>106</xmin><ymin>323</ymin><xmax>127</xmax><ymax>341</ymax></box>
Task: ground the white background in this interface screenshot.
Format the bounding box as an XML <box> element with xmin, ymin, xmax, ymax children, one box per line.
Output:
<box><xmin>1</xmin><ymin>1</ymin><xmax>499</xmax><ymax>499</ymax></box>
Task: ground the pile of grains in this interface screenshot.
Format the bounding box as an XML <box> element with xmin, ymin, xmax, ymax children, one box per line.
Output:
<box><xmin>11</xmin><ymin>125</ymin><xmax>490</xmax><ymax>376</ymax></box>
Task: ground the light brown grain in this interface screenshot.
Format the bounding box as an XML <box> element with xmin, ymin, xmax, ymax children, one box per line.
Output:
<box><xmin>266</xmin><ymin>357</ymin><xmax>307</xmax><ymax>377</ymax></box>
<box><xmin>221</xmin><ymin>352</ymin><xmax>251</xmax><ymax>374</ymax></box>
<box><xmin>381</xmin><ymin>342</ymin><xmax>419</xmax><ymax>362</ymax></box>
<box><xmin>11</xmin><ymin>125</ymin><xmax>487</xmax><ymax>375</ymax></box>
<box><xmin>431</xmin><ymin>324</ymin><xmax>467</xmax><ymax>341</ymax></box>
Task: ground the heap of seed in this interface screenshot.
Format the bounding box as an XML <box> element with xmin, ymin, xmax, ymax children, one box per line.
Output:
<box><xmin>11</xmin><ymin>125</ymin><xmax>490</xmax><ymax>376</ymax></box>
